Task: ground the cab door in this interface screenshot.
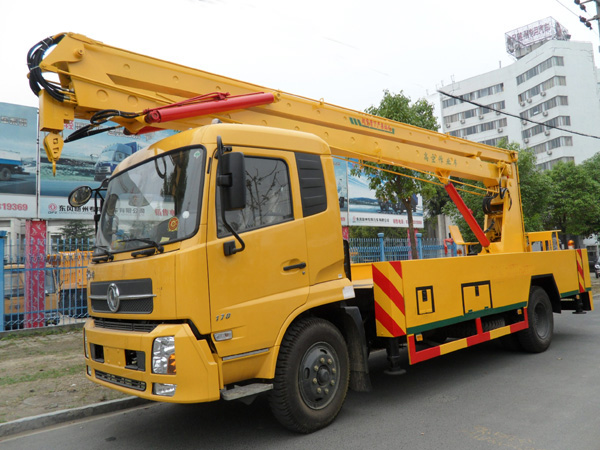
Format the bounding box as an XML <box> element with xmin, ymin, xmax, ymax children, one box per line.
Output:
<box><xmin>206</xmin><ymin>148</ymin><xmax>309</xmax><ymax>357</ymax></box>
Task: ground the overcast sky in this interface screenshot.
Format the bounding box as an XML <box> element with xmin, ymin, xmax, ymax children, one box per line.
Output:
<box><xmin>2</xmin><ymin>0</ymin><xmax>598</xmax><ymax>114</ymax></box>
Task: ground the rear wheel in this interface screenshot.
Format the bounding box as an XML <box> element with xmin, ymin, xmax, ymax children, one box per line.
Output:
<box><xmin>518</xmin><ymin>286</ymin><xmax>553</xmax><ymax>353</ymax></box>
<box><xmin>269</xmin><ymin>317</ymin><xmax>349</xmax><ymax>433</ymax></box>
<box><xmin>0</xmin><ymin>167</ymin><xmax>11</xmax><ymax>181</ymax></box>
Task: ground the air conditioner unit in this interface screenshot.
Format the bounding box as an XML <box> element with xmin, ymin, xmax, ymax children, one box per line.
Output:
<box><xmin>544</xmin><ymin>130</ymin><xmax>551</xmax><ymax>136</ymax></box>
<box><xmin>460</xmin><ymin>119</ymin><xmax>465</xmax><ymax>124</ymax></box>
<box><xmin>527</xmin><ymin>98</ymin><xmax>532</xmax><ymax>103</ymax></box>
<box><xmin>446</xmin><ymin>123</ymin><xmax>451</xmax><ymax>128</ymax></box>
<box><xmin>479</xmin><ymin>115</ymin><xmax>484</xmax><ymax>119</ymax></box>
<box><xmin>524</xmin><ymin>138</ymin><xmax>530</xmax><ymax>144</ymax></box>
<box><xmin>540</xmin><ymin>91</ymin><xmax>546</xmax><ymax>97</ymax></box>
<box><xmin>542</xmin><ymin>111</ymin><xmax>548</xmax><ymax>117</ymax></box>
<box><xmin>496</xmin><ymin>111</ymin><xmax>501</xmax><ymax>115</ymax></box>
<box><xmin>520</xmin><ymin>101</ymin><xmax>526</xmax><ymax>107</ymax></box>
<box><xmin>497</xmin><ymin>128</ymin><xmax>503</xmax><ymax>133</ymax></box>
<box><xmin>521</xmin><ymin>119</ymin><xmax>528</xmax><ymax>125</ymax></box>
<box><xmin>546</xmin><ymin>149</ymin><xmax>553</xmax><ymax>155</ymax></box>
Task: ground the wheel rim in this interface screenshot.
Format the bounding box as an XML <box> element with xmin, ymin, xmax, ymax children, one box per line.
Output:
<box><xmin>533</xmin><ymin>302</ymin><xmax>550</xmax><ymax>339</ymax></box>
<box><xmin>298</xmin><ymin>341</ymin><xmax>341</xmax><ymax>410</ymax></box>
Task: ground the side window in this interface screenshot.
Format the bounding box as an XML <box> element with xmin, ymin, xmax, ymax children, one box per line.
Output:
<box><xmin>217</xmin><ymin>157</ymin><xmax>293</xmax><ymax>237</ymax></box>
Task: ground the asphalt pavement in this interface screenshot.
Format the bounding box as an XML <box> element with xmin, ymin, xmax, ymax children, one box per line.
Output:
<box><xmin>2</xmin><ymin>289</ymin><xmax>599</xmax><ymax>448</ymax></box>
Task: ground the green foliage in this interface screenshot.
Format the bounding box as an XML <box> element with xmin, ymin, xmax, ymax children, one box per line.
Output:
<box><xmin>58</xmin><ymin>220</ymin><xmax>95</xmax><ymax>247</ymax></box>
<box><xmin>353</xmin><ymin>90</ymin><xmax>439</xmax><ymax>256</ymax></box>
<box><xmin>544</xmin><ymin>159</ymin><xmax>600</xmax><ymax>239</ymax></box>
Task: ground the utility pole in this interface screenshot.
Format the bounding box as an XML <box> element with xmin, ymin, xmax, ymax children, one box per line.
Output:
<box><xmin>574</xmin><ymin>0</ymin><xmax>600</xmax><ymax>51</ymax></box>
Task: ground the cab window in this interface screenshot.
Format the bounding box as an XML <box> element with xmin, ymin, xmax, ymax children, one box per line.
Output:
<box><xmin>217</xmin><ymin>157</ymin><xmax>293</xmax><ymax>237</ymax></box>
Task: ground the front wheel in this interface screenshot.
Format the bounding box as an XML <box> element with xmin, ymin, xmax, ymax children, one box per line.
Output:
<box><xmin>518</xmin><ymin>286</ymin><xmax>554</xmax><ymax>353</ymax></box>
<box><xmin>269</xmin><ymin>317</ymin><xmax>349</xmax><ymax>433</ymax></box>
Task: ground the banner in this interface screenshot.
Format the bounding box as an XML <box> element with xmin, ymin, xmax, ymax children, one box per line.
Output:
<box><xmin>0</xmin><ymin>102</ymin><xmax>38</xmax><ymax>218</ymax></box>
<box><xmin>338</xmin><ymin>160</ymin><xmax>424</xmax><ymax>229</ymax></box>
<box><xmin>40</xmin><ymin>121</ymin><xmax>176</xmax><ymax>219</ymax></box>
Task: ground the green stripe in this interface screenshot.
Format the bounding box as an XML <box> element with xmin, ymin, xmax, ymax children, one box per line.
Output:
<box><xmin>561</xmin><ymin>287</ymin><xmax>591</xmax><ymax>298</ymax></box>
<box><xmin>407</xmin><ymin>302</ymin><xmax>527</xmax><ymax>335</ymax></box>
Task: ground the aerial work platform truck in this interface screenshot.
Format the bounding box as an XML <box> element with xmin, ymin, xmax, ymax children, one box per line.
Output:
<box><xmin>29</xmin><ymin>33</ymin><xmax>592</xmax><ymax>433</ymax></box>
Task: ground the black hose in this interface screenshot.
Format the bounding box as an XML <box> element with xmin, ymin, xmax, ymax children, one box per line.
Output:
<box><xmin>27</xmin><ymin>34</ymin><xmax>68</xmax><ymax>102</ymax></box>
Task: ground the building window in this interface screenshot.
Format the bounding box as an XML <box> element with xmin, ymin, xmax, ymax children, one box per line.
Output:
<box><xmin>443</xmin><ymin>101</ymin><xmax>505</xmax><ymax>124</ymax></box>
<box><xmin>479</xmin><ymin>137</ymin><xmax>505</xmax><ymax>147</ymax></box>
<box><xmin>516</xmin><ymin>56</ymin><xmax>564</xmax><ymax>85</ymax></box>
<box><xmin>441</xmin><ymin>83</ymin><xmax>504</xmax><ymax>109</ymax></box>
<box><xmin>522</xmin><ymin>116</ymin><xmax>571</xmax><ymax>139</ymax></box>
<box><xmin>520</xmin><ymin>96</ymin><xmax>568</xmax><ymax>120</ymax></box>
<box><xmin>518</xmin><ymin>76</ymin><xmax>567</xmax><ymax>103</ymax></box>
<box><xmin>530</xmin><ymin>136</ymin><xmax>573</xmax><ymax>154</ymax></box>
<box><xmin>449</xmin><ymin>118</ymin><xmax>507</xmax><ymax>138</ymax></box>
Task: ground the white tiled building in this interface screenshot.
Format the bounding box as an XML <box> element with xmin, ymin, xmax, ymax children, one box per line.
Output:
<box><xmin>439</xmin><ymin>18</ymin><xmax>600</xmax><ymax>171</ymax></box>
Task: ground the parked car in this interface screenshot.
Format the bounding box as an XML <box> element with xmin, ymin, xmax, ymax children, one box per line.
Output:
<box><xmin>595</xmin><ymin>258</ymin><xmax>600</xmax><ymax>278</ymax></box>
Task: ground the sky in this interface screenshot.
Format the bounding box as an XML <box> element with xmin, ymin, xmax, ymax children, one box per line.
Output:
<box><xmin>1</xmin><ymin>0</ymin><xmax>599</xmax><ymax>114</ymax></box>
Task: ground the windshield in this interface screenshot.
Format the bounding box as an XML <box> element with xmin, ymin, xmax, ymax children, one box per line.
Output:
<box><xmin>95</xmin><ymin>146</ymin><xmax>206</xmax><ymax>254</ymax></box>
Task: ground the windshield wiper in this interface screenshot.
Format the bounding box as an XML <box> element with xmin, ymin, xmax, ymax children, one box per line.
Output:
<box><xmin>92</xmin><ymin>246</ymin><xmax>114</xmax><ymax>263</ymax></box>
<box><xmin>116</xmin><ymin>238</ymin><xmax>164</xmax><ymax>257</ymax></box>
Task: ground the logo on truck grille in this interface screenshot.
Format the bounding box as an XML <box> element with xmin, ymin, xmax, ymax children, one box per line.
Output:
<box><xmin>106</xmin><ymin>283</ymin><xmax>120</xmax><ymax>312</ymax></box>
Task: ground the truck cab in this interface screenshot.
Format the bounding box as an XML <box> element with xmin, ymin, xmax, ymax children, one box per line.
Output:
<box><xmin>84</xmin><ymin>123</ymin><xmax>350</xmax><ymax>404</ymax></box>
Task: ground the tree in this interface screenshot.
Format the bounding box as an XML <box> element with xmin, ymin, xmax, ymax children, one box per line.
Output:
<box><xmin>351</xmin><ymin>91</ymin><xmax>439</xmax><ymax>258</ymax></box>
<box><xmin>510</xmin><ymin>143</ymin><xmax>550</xmax><ymax>232</ymax></box>
<box><xmin>58</xmin><ymin>220</ymin><xmax>95</xmax><ymax>249</ymax></box>
<box><xmin>543</xmin><ymin>160</ymin><xmax>600</xmax><ymax>244</ymax></box>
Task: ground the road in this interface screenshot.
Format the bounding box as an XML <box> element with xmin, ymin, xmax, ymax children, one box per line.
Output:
<box><xmin>2</xmin><ymin>300</ymin><xmax>599</xmax><ymax>450</ymax></box>
<box><xmin>0</xmin><ymin>173</ymin><xmax>36</xmax><ymax>195</ymax></box>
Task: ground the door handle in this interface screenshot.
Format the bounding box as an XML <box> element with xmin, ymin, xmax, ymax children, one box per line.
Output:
<box><xmin>283</xmin><ymin>262</ymin><xmax>306</xmax><ymax>271</ymax></box>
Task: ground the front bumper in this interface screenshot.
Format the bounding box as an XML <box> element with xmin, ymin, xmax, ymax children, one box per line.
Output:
<box><xmin>84</xmin><ymin>319</ymin><xmax>220</xmax><ymax>403</ymax></box>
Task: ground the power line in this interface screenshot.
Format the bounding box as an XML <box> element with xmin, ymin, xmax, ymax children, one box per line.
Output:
<box><xmin>437</xmin><ymin>90</ymin><xmax>600</xmax><ymax>140</ymax></box>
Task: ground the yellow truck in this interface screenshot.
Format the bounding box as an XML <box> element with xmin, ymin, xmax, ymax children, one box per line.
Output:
<box><xmin>3</xmin><ymin>264</ymin><xmax>59</xmax><ymax>330</ymax></box>
<box><xmin>47</xmin><ymin>251</ymin><xmax>92</xmax><ymax>318</ymax></box>
<box><xmin>29</xmin><ymin>33</ymin><xmax>592</xmax><ymax>433</ymax></box>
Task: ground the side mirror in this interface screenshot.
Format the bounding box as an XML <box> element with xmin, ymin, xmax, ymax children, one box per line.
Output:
<box><xmin>68</xmin><ymin>186</ymin><xmax>93</xmax><ymax>207</ymax></box>
<box><xmin>217</xmin><ymin>152</ymin><xmax>246</xmax><ymax>211</ymax></box>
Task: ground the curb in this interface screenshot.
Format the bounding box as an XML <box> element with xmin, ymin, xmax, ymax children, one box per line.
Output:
<box><xmin>0</xmin><ymin>397</ymin><xmax>152</xmax><ymax>439</ymax></box>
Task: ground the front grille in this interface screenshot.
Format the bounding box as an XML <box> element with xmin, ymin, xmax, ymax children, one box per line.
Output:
<box><xmin>96</xmin><ymin>370</ymin><xmax>146</xmax><ymax>391</ymax></box>
<box><xmin>90</xmin><ymin>278</ymin><xmax>154</xmax><ymax>314</ymax></box>
<box><xmin>91</xmin><ymin>298</ymin><xmax>153</xmax><ymax>314</ymax></box>
<box><xmin>94</xmin><ymin>318</ymin><xmax>158</xmax><ymax>333</ymax></box>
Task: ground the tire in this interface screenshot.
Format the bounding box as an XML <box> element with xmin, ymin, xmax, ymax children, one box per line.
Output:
<box><xmin>269</xmin><ymin>317</ymin><xmax>349</xmax><ymax>433</ymax></box>
<box><xmin>518</xmin><ymin>286</ymin><xmax>554</xmax><ymax>353</ymax></box>
<box><xmin>0</xmin><ymin>167</ymin><xmax>11</xmax><ymax>182</ymax></box>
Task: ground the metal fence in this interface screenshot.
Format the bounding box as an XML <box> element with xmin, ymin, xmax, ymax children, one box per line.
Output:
<box><xmin>1</xmin><ymin>237</ymin><xmax>93</xmax><ymax>331</ymax></box>
<box><xmin>1</xmin><ymin>234</ymin><xmax>456</xmax><ymax>331</ymax></box>
<box><xmin>349</xmin><ymin>233</ymin><xmax>456</xmax><ymax>263</ymax></box>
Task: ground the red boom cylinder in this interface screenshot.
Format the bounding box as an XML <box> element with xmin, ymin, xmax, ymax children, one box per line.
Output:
<box><xmin>444</xmin><ymin>183</ymin><xmax>491</xmax><ymax>249</ymax></box>
<box><xmin>145</xmin><ymin>92</ymin><xmax>275</xmax><ymax>124</ymax></box>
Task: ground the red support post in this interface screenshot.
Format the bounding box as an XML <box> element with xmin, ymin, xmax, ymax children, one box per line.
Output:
<box><xmin>444</xmin><ymin>183</ymin><xmax>490</xmax><ymax>249</ymax></box>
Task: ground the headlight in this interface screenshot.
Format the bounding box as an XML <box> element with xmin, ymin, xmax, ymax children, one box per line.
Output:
<box><xmin>152</xmin><ymin>336</ymin><xmax>176</xmax><ymax>374</ymax></box>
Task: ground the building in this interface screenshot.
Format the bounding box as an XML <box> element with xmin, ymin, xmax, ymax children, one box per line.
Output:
<box><xmin>439</xmin><ymin>17</ymin><xmax>600</xmax><ymax>170</ymax></box>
